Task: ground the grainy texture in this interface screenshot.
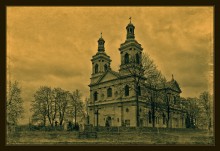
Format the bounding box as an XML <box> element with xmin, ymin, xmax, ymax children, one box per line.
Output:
<box><xmin>6</xmin><ymin>7</ymin><xmax>214</xmax><ymax>145</ymax></box>
<box><xmin>7</xmin><ymin>129</ymin><xmax>214</xmax><ymax>145</ymax></box>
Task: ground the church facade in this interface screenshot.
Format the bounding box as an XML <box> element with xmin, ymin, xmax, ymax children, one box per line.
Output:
<box><xmin>87</xmin><ymin>20</ymin><xmax>186</xmax><ymax>128</ymax></box>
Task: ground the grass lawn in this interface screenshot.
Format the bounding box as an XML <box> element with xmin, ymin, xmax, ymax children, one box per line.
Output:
<box><xmin>7</xmin><ymin>129</ymin><xmax>214</xmax><ymax>145</ymax></box>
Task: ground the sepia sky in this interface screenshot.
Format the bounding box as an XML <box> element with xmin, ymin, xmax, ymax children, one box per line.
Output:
<box><xmin>7</xmin><ymin>7</ymin><xmax>213</xmax><ymax>124</ymax></box>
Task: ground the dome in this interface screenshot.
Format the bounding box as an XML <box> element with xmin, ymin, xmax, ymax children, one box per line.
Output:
<box><xmin>98</xmin><ymin>37</ymin><xmax>105</xmax><ymax>42</ymax></box>
<box><xmin>126</xmin><ymin>22</ymin><xmax>135</xmax><ymax>29</ymax></box>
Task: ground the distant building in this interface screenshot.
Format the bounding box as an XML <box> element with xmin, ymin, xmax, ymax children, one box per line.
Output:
<box><xmin>88</xmin><ymin>20</ymin><xmax>186</xmax><ymax>128</ymax></box>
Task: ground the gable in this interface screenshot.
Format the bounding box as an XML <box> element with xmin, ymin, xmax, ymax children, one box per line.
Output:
<box><xmin>173</xmin><ymin>81</ymin><xmax>182</xmax><ymax>93</ymax></box>
<box><xmin>168</xmin><ymin>81</ymin><xmax>182</xmax><ymax>93</ymax></box>
<box><xmin>97</xmin><ymin>71</ymin><xmax>119</xmax><ymax>84</ymax></box>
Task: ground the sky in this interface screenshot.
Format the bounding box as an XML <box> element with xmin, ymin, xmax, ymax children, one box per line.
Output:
<box><xmin>7</xmin><ymin>7</ymin><xmax>213</xmax><ymax>124</ymax></box>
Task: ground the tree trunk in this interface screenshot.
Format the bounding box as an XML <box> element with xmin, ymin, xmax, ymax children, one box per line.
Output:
<box><xmin>136</xmin><ymin>86</ymin><xmax>140</xmax><ymax>127</ymax></box>
<box><xmin>166</xmin><ymin>93</ymin><xmax>170</xmax><ymax>128</ymax></box>
<box><xmin>152</xmin><ymin>102</ymin><xmax>155</xmax><ymax>128</ymax></box>
<box><xmin>75</xmin><ymin>105</ymin><xmax>77</xmax><ymax>127</ymax></box>
<box><xmin>59</xmin><ymin>112</ymin><xmax>64</xmax><ymax>126</ymax></box>
<box><xmin>151</xmin><ymin>92</ymin><xmax>156</xmax><ymax>128</ymax></box>
<box><xmin>43</xmin><ymin>116</ymin><xmax>46</xmax><ymax>127</ymax></box>
<box><xmin>167</xmin><ymin>106</ymin><xmax>170</xmax><ymax>128</ymax></box>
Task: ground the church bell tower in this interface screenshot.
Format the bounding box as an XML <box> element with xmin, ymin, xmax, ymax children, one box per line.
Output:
<box><xmin>90</xmin><ymin>33</ymin><xmax>112</xmax><ymax>84</ymax></box>
<box><xmin>119</xmin><ymin>18</ymin><xmax>143</xmax><ymax>75</ymax></box>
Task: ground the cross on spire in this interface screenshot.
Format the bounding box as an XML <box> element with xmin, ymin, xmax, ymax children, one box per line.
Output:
<box><xmin>101</xmin><ymin>32</ymin><xmax>102</xmax><ymax>38</ymax></box>
<box><xmin>129</xmin><ymin>17</ymin><xmax>132</xmax><ymax>23</ymax></box>
<box><xmin>172</xmin><ymin>74</ymin><xmax>174</xmax><ymax>80</ymax></box>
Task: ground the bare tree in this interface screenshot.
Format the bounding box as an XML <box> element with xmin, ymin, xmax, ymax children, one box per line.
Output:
<box><xmin>164</xmin><ymin>91</ymin><xmax>172</xmax><ymax>128</ymax></box>
<box><xmin>144</xmin><ymin>86</ymin><xmax>160</xmax><ymax>128</ymax></box>
<box><xmin>7</xmin><ymin>81</ymin><xmax>24</xmax><ymax>131</ymax></box>
<box><xmin>53</xmin><ymin>88</ymin><xmax>69</xmax><ymax>126</ymax></box>
<box><xmin>199</xmin><ymin>91</ymin><xmax>213</xmax><ymax>131</ymax></box>
<box><xmin>124</xmin><ymin>52</ymin><xmax>166</xmax><ymax>127</ymax></box>
<box><xmin>185</xmin><ymin>97</ymin><xmax>200</xmax><ymax>128</ymax></box>
<box><xmin>46</xmin><ymin>87</ymin><xmax>57</xmax><ymax>127</ymax></box>
<box><xmin>32</xmin><ymin>86</ymin><xmax>57</xmax><ymax>127</ymax></box>
<box><xmin>142</xmin><ymin>54</ymin><xmax>166</xmax><ymax>85</ymax></box>
<box><xmin>31</xmin><ymin>88</ymin><xmax>47</xmax><ymax>126</ymax></box>
<box><xmin>68</xmin><ymin>89</ymin><xmax>86</xmax><ymax>127</ymax></box>
<box><xmin>142</xmin><ymin>54</ymin><xmax>168</xmax><ymax>127</ymax></box>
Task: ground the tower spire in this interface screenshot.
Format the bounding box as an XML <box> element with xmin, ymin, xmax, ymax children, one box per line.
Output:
<box><xmin>129</xmin><ymin>17</ymin><xmax>132</xmax><ymax>23</ymax></box>
<box><xmin>97</xmin><ymin>32</ymin><xmax>105</xmax><ymax>52</ymax></box>
<box><xmin>126</xmin><ymin>18</ymin><xmax>135</xmax><ymax>39</ymax></box>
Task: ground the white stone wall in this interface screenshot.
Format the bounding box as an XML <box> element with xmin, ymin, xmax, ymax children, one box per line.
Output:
<box><xmin>88</xmin><ymin>69</ymin><xmax>186</xmax><ymax>128</ymax></box>
<box><xmin>123</xmin><ymin>105</ymin><xmax>136</xmax><ymax>127</ymax></box>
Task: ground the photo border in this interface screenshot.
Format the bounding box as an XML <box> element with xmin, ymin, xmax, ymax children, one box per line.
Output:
<box><xmin>0</xmin><ymin>0</ymin><xmax>219</xmax><ymax>151</ymax></box>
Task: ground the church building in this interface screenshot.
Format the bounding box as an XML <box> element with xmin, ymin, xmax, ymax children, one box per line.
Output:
<box><xmin>88</xmin><ymin>19</ymin><xmax>186</xmax><ymax>128</ymax></box>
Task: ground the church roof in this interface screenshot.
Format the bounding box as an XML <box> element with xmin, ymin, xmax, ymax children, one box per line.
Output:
<box><xmin>165</xmin><ymin>79</ymin><xmax>182</xmax><ymax>93</ymax></box>
<box><xmin>95</xmin><ymin>69</ymin><xmax>120</xmax><ymax>85</ymax></box>
<box><xmin>144</xmin><ymin>79</ymin><xmax>182</xmax><ymax>93</ymax></box>
<box><xmin>110</xmin><ymin>70</ymin><xmax>120</xmax><ymax>77</ymax></box>
<box><xmin>91</xmin><ymin>51</ymin><xmax>111</xmax><ymax>62</ymax></box>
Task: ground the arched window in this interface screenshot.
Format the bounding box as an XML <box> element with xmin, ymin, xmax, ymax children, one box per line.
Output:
<box><xmin>95</xmin><ymin>64</ymin><xmax>99</xmax><ymax>74</ymax></box>
<box><xmin>104</xmin><ymin>64</ymin><xmax>108</xmax><ymax>72</ymax></box>
<box><xmin>162</xmin><ymin>113</ymin><xmax>166</xmax><ymax>125</ymax></box>
<box><xmin>94</xmin><ymin>91</ymin><xmax>98</xmax><ymax>101</ymax></box>
<box><xmin>136</xmin><ymin>53</ymin><xmax>140</xmax><ymax>64</ymax></box>
<box><xmin>148</xmin><ymin>111</ymin><xmax>152</xmax><ymax>123</ymax></box>
<box><xmin>137</xmin><ymin>86</ymin><xmax>141</xmax><ymax>96</ymax></box>
<box><xmin>125</xmin><ymin>85</ymin><xmax>129</xmax><ymax>96</ymax></box>
<box><xmin>107</xmin><ymin>88</ymin><xmax>112</xmax><ymax>97</ymax></box>
<box><xmin>124</xmin><ymin>53</ymin><xmax>129</xmax><ymax>64</ymax></box>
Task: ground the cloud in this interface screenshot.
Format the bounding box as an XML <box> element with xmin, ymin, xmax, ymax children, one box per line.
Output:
<box><xmin>7</xmin><ymin>7</ymin><xmax>213</xmax><ymax>124</ymax></box>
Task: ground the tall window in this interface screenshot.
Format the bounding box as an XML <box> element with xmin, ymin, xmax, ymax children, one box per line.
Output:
<box><xmin>94</xmin><ymin>91</ymin><xmax>98</xmax><ymax>101</ymax></box>
<box><xmin>107</xmin><ymin>88</ymin><xmax>112</xmax><ymax>97</ymax></box>
<box><xmin>125</xmin><ymin>85</ymin><xmax>129</xmax><ymax>96</ymax></box>
<box><xmin>104</xmin><ymin>64</ymin><xmax>108</xmax><ymax>72</ymax></box>
<box><xmin>95</xmin><ymin>64</ymin><xmax>99</xmax><ymax>73</ymax></box>
<box><xmin>137</xmin><ymin>86</ymin><xmax>141</xmax><ymax>96</ymax></box>
<box><xmin>148</xmin><ymin>111</ymin><xmax>152</xmax><ymax>123</ymax></box>
<box><xmin>136</xmin><ymin>53</ymin><xmax>140</xmax><ymax>64</ymax></box>
<box><xmin>124</xmin><ymin>53</ymin><xmax>129</xmax><ymax>64</ymax></box>
<box><xmin>162</xmin><ymin>113</ymin><xmax>166</xmax><ymax>125</ymax></box>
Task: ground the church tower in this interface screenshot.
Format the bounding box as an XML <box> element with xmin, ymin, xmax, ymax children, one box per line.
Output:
<box><xmin>119</xmin><ymin>18</ymin><xmax>143</xmax><ymax>76</ymax></box>
<box><xmin>90</xmin><ymin>33</ymin><xmax>112</xmax><ymax>84</ymax></box>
